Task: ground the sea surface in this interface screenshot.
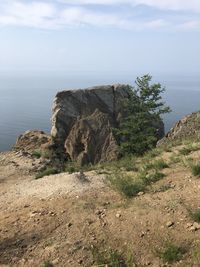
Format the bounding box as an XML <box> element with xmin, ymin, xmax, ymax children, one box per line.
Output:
<box><xmin>0</xmin><ymin>72</ymin><xmax>200</xmax><ymax>152</ymax></box>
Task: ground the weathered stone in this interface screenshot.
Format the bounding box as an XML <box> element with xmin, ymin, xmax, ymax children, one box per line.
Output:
<box><xmin>51</xmin><ymin>84</ymin><xmax>130</xmax><ymax>164</ymax></box>
<box><xmin>15</xmin><ymin>130</ymin><xmax>51</xmax><ymax>152</ymax></box>
<box><xmin>158</xmin><ymin>111</ymin><xmax>200</xmax><ymax>146</ymax></box>
<box><xmin>51</xmin><ymin>84</ymin><xmax>164</xmax><ymax>165</ymax></box>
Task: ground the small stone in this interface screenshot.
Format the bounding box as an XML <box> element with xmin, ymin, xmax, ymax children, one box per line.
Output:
<box><xmin>193</xmin><ymin>222</ymin><xmax>200</xmax><ymax>230</ymax></box>
<box><xmin>140</xmin><ymin>231</ymin><xmax>145</xmax><ymax>237</ymax></box>
<box><xmin>166</xmin><ymin>221</ymin><xmax>174</xmax><ymax>227</ymax></box>
<box><xmin>95</xmin><ymin>210</ymin><xmax>102</xmax><ymax>215</ymax></box>
<box><xmin>186</xmin><ymin>223</ymin><xmax>193</xmax><ymax>228</ymax></box>
<box><xmin>116</xmin><ymin>213</ymin><xmax>121</xmax><ymax>218</ymax></box>
<box><xmin>189</xmin><ymin>226</ymin><xmax>197</xmax><ymax>232</ymax></box>
<box><xmin>52</xmin><ymin>258</ymin><xmax>59</xmax><ymax>265</ymax></box>
<box><xmin>137</xmin><ymin>191</ymin><xmax>144</xmax><ymax>196</ymax></box>
<box><xmin>78</xmin><ymin>259</ymin><xmax>83</xmax><ymax>264</ymax></box>
<box><xmin>67</xmin><ymin>222</ymin><xmax>73</xmax><ymax>228</ymax></box>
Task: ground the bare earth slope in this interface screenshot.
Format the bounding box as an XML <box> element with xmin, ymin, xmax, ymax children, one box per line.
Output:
<box><xmin>1</xmin><ymin>144</ymin><xmax>200</xmax><ymax>267</ymax></box>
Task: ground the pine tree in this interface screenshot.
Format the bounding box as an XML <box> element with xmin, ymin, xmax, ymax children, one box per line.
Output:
<box><xmin>114</xmin><ymin>74</ymin><xmax>171</xmax><ymax>156</ymax></box>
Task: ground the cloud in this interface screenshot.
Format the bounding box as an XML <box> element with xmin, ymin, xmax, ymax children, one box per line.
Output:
<box><xmin>0</xmin><ymin>0</ymin><xmax>199</xmax><ymax>31</ymax></box>
<box><xmin>0</xmin><ymin>1</ymin><xmax>57</xmax><ymax>28</ymax></box>
<box><xmin>59</xmin><ymin>0</ymin><xmax>200</xmax><ymax>13</ymax></box>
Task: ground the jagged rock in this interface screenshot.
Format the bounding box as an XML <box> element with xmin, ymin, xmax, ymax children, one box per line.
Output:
<box><xmin>158</xmin><ymin>111</ymin><xmax>200</xmax><ymax>146</ymax></box>
<box><xmin>15</xmin><ymin>130</ymin><xmax>51</xmax><ymax>152</ymax></box>
<box><xmin>51</xmin><ymin>85</ymin><xmax>131</xmax><ymax>164</ymax></box>
<box><xmin>51</xmin><ymin>84</ymin><xmax>164</xmax><ymax>165</ymax></box>
<box><xmin>65</xmin><ymin>109</ymin><xmax>119</xmax><ymax>164</ymax></box>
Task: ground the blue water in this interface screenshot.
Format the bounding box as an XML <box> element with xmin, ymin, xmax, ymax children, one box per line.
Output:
<box><xmin>0</xmin><ymin>72</ymin><xmax>200</xmax><ymax>151</ymax></box>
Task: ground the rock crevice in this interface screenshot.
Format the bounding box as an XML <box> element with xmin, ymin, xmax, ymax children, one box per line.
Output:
<box><xmin>51</xmin><ymin>84</ymin><xmax>130</xmax><ymax>164</ymax></box>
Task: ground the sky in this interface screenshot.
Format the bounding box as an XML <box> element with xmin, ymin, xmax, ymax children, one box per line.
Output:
<box><xmin>0</xmin><ymin>0</ymin><xmax>200</xmax><ymax>76</ymax></box>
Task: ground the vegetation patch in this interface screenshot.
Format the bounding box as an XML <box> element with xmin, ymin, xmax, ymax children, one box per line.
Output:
<box><xmin>41</xmin><ymin>261</ymin><xmax>54</xmax><ymax>267</ymax></box>
<box><xmin>65</xmin><ymin>162</ymin><xmax>80</xmax><ymax>174</ymax></box>
<box><xmin>191</xmin><ymin>164</ymin><xmax>200</xmax><ymax>177</ymax></box>
<box><xmin>157</xmin><ymin>184</ymin><xmax>172</xmax><ymax>192</ymax></box>
<box><xmin>32</xmin><ymin>150</ymin><xmax>42</xmax><ymax>159</ymax></box>
<box><xmin>190</xmin><ymin>209</ymin><xmax>200</xmax><ymax>223</ymax></box>
<box><xmin>192</xmin><ymin>243</ymin><xmax>200</xmax><ymax>264</ymax></box>
<box><xmin>91</xmin><ymin>247</ymin><xmax>135</xmax><ymax>267</ymax></box>
<box><xmin>159</xmin><ymin>243</ymin><xmax>185</xmax><ymax>263</ymax></box>
<box><xmin>139</xmin><ymin>170</ymin><xmax>165</xmax><ymax>185</ymax></box>
<box><xmin>108</xmin><ymin>173</ymin><xmax>145</xmax><ymax>198</ymax></box>
<box><xmin>153</xmin><ymin>159</ymin><xmax>169</xmax><ymax>170</ymax></box>
<box><xmin>35</xmin><ymin>168</ymin><xmax>59</xmax><ymax>179</ymax></box>
<box><xmin>179</xmin><ymin>144</ymin><xmax>200</xmax><ymax>156</ymax></box>
<box><xmin>142</xmin><ymin>159</ymin><xmax>168</xmax><ymax>171</ymax></box>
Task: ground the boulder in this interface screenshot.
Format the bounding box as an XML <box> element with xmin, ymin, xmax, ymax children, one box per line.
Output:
<box><xmin>65</xmin><ymin>109</ymin><xmax>119</xmax><ymax>165</ymax></box>
<box><xmin>157</xmin><ymin>111</ymin><xmax>200</xmax><ymax>146</ymax></box>
<box><xmin>51</xmin><ymin>84</ymin><xmax>131</xmax><ymax>164</ymax></box>
<box><xmin>15</xmin><ymin>130</ymin><xmax>51</xmax><ymax>152</ymax></box>
<box><xmin>51</xmin><ymin>84</ymin><xmax>165</xmax><ymax>165</ymax></box>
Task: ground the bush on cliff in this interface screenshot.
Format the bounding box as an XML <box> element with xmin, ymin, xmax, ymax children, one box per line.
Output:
<box><xmin>114</xmin><ymin>74</ymin><xmax>171</xmax><ymax>156</ymax></box>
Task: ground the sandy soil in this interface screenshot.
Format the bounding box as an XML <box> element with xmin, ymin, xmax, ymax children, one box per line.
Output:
<box><xmin>0</xmin><ymin>149</ymin><xmax>200</xmax><ymax>267</ymax></box>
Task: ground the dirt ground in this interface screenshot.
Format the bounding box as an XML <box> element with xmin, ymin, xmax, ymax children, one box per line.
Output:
<box><xmin>0</xmin><ymin>149</ymin><xmax>200</xmax><ymax>267</ymax></box>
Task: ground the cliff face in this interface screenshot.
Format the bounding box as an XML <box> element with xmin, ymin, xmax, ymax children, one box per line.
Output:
<box><xmin>158</xmin><ymin>111</ymin><xmax>200</xmax><ymax>146</ymax></box>
<box><xmin>51</xmin><ymin>84</ymin><xmax>131</xmax><ymax>164</ymax></box>
<box><xmin>51</xmin><ymin>84</ymin><xmax>165</xmax><ymax>165</ymax></box>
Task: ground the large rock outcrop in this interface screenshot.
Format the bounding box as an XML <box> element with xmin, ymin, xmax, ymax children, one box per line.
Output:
<box><xmin>51</xmin><ymin>84</ymin><xmax>165</xmax><ymax>165</ymax></box>
<box><xmin>15</xmin><ymin>130</ymin><xmax>51</xmax><ymax>152</ymax></box>
<box><xmin>51</xmin><ymin>84</ymin><xmax>131</xmax><ymax>164</ymax></box>
<box><xmin>158</xmin><ymin>111</ymin><xmax>200</xmax><ymax>146</ymax></box>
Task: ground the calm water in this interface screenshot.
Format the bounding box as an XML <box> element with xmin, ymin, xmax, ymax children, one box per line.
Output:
<box><xmin>0</xmin><ymin>72</ymin><xmax>200</xmax><ymax>151</ymax></box>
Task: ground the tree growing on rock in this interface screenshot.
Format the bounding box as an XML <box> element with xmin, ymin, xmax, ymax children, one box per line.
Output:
<box><xmin>114</xmin><ymin>74</ymin><xmax>171</xmax><ymax>156</ymax></box>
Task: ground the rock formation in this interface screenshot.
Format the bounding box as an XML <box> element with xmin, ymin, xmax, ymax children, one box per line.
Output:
<box><xmin>51</xmin><ymin>84</ymin><xmax>131</xmax><ymax>164</ymax></box>
<box><xmin>15</xmin><ymin>130</ymin><xmax>51</xmax><ymax>152</ymax></box>
<box><xmin>158</xmin><ymin>111</ymin><xmax>200</xmax><ymax>146</ymax></box>
<box><xmin>51</xmin><ymin>84</ymin><xmax>164</xmax><ymax>165</ymax></box>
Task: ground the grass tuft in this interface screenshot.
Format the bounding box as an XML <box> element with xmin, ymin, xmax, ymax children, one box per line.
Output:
<box><xmin>108</xmin><ymin>173</ymin><xmax>145</xmax><ymax>198</ymax></box>
<box><xmin>190</xmin><ymin>209</ymin><xmax>200</xmax><ymax>222</ymax></box>
<box><xmin>41</xmin><ymin>261</ymin><xmax>54</xmax><ymax>267</ymax></box>
<box><xmin>191</xmin><ymin>164</ymin><xmax>200</xmax><ymax>177</ymax></box>
<box><xmin>153</xmin><ymin>159</ymin><xmax>169</xmax><ymax>170</ymax></box>
<box><xmin>159</xmin><ymin>244</ymin><xmax>185</xmax><ymax>263</ymax></box>
<box><xmin>91</xmin><ymin>247</ymin><xmax>135</xmax><ymax>267</ymax></box>
<box><xmin>32</xmin><ymin>150</ymin><xmax>42</xmax><ymax>159</ymax></box>
<box><xmin>35</xmin><ymin>168</ymin><xmax>59</xmax><ymax>179</ymax></box>
<box><xmin>139</xmin><ymin>171</ymin><xmax>165</xmax><ymax>185</ymax></box>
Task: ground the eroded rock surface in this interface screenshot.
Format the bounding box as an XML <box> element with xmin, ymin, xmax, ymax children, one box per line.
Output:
<box><xmin>15</xmin><ymin>130</ymin><xmax>51</xmax><ymax>152</ymax></box>
<box><xmin>51</xmin><ymin>85</ymin><xmax>131</xmax><ymax>164</ymax></box>
<box><xmin>158</xmin><ymin>111</ymin><xmax>200</xmax><ymax>146</ymax></box>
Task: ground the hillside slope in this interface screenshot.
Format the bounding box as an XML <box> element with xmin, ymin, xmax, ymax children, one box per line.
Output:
<box><xmin>1</xmin><ymin>141</ymin><xmax>200</xmax><ymax>267</ymax></box>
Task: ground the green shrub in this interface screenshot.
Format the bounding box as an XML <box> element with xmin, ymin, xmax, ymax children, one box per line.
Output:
<box><xmin>32</xmin><ymin>150</ymin><xmax>42</xmax><ymax>159</ymax></box>
<box><xmin>117</xmin><ymin>156</ymin><xmax>138</xmax><ymax>171</ymax></box>
<box><xmin>160</xmin><ymin>244</ymin><xmax>184</xmax><ymax>263</ymax></box>
<box><xmin>41</xmin><ymin>261</ymin><xmax>54</xmax><ymax>267</ymax></box>
<box><xmin>42</xmin><ymin>149</ymin><xmax>53</xmax><ymax>159</ymax></box>
<box><xmin>153</xmin><ymin>159</ymin><xmax>169</xmax><ymax>170</ymax></box>
<box><xmin>179</xmin><ymin>144</ymin><xmax>200</xmax><ymax>156</ymax></box>
<box><xmin>140</xmin><ymin>171</ymin><xmax>165</xmax><ymax>185</ymax></box>
<box><xmin>158</xmin><ymin>184</ymin><xmax>172</xmax><ymax>192</ymax></box>
<box><xmin>190</xmin><ymin>209</ymin><xmax>200</xmax><ymax>222</ymax></box>
<box><xmin>193</xmin><ymin>244</ymin><xmax>200</xmax><ymax>264</ymax></box>
<box><xmin>36</xmin><ymin>168</ymin><xmax>59</xmax><ymax>179</ymax></box>
<box><xmin>191</xmin><ymin>164</ymin><xmax>200</xmax><ymax>177</ymax></box>
<box><xmin>92</xmin><ymin>247</ymin><xmax>135</xmax><ymax>267</ymax></box>
<box><xmin>65</xmin><ymin>164</ymin><xmax>79</xmax><ymax>174</ymax></box>
<box><xmin>142</xmin><ymin>159</ymin><xmax>168</xmax><ymax>171</ymax></box>
<box><xmin>169</xmin><ymin>154</ymin><xmax>181</xmax><ymax>164</ymax></box>
<box><xmin>109</xmin><ymin>173</ymin><xmax>145</xmax><ymax>198</ymax></box>
<box><xmin>113</xmin><ymin>75</ymin><xmax>171</xmax><ymax>156</ymax></box>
